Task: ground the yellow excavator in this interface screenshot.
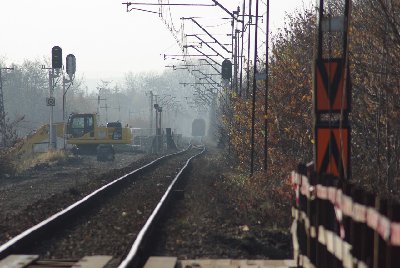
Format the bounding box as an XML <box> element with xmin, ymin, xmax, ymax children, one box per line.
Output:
<box><xmin>12</xmin><ymin>123</ymin><xmax>65</xmax><ymax>158</ymax></box>
<box><xmin>66</xmin><ymin>113</ymin><xmax>132</xmax><ymax>161</ymax></box>
<box><xmin>12</xmin><ymin>113</ymin><xmax>132</xmax><ymax>161</ymax></box>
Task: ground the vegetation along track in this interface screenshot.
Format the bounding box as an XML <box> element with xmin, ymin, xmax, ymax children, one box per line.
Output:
<box><xmin>0</xmin><ymin>145</ymin><xmax>205</xmax><ymax>267</ymax></box>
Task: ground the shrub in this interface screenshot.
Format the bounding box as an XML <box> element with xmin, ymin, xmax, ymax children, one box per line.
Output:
<box><xmin>0</xmin><ymin>148</ymin><xmax>16</xmax><ymax>178</ymax></box>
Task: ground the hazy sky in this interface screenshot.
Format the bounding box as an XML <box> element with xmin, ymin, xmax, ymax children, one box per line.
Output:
<box><xmin>0</xmin><ymin>0</ymin><xmax>313</xmax><ymax>86</ymax></box>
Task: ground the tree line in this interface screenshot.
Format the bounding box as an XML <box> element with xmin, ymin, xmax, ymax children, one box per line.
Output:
<box><xmin>223</xmin><ymin>0</ymin><xmax>400</xmax><ymax>196</ymax></box>
<box><xmin>0</xmin><ymin>58</ymin><xmax>194</xmax><ymax>144</ymax></box>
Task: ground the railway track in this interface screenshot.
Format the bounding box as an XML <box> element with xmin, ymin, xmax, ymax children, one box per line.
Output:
<box><xmin>0</xmin><ymin>144</ymin><xmax>205</xmax><ymax>267</ymax></box>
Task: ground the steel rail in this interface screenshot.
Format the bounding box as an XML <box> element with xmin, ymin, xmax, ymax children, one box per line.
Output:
<box><xmin>118</xmin><ymin>145</ymin><xmax>206</xmax><ymax>268</ymax></box>
<box><xmin>0</xmin><ymin>146</ymin><xmax>192</xmax><ymax>259</ymax></box>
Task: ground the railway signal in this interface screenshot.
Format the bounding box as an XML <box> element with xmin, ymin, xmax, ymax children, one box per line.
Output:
<box><xmin>52</xmin><ymin>46</ymin><xmax>62</xmax><ymax>69</ymax></box>
<box><xmin>66</xmin><ymin>54</ymin><xmax>76</xmax><ymax>79</ymax></box>
<box><xmin>221</xmin><ymin>59</ymin><xmax>232</xmax><ymax>80</ymax></box>
<box><xmin>45</xmin><ymin>46</ymin><xmax>77</xmax><ymax>149</ymax></box>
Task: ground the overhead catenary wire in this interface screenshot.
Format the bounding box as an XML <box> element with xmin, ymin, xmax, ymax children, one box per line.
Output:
<box><xmin>124</xmin><ymin>1</ymin><xmax>265</xmax><ymax>123</ymax></box>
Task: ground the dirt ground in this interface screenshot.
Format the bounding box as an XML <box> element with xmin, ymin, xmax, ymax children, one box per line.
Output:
<box><xmin>0</xmin><ymin>145</ymin><xmax>293</xmax><ymax>262</ymax></box>
<box><xmin>26</xmin><ymin>149</ymin><xmax>202</xmax><ymax>261</ymax></box>
<box><xmin>0</xmin><ymin>152</ymin><xmax>143</xmax><ymax>214</ymax></box>
<box><xmin>152</xmin><ymin>146</ymin><xmax>293</xmax><ymax>260</ymax></box>
<box><xmin>0</xmin><ymin>151</ymin><xmax>158</xmax><ymax>244</ymax></box>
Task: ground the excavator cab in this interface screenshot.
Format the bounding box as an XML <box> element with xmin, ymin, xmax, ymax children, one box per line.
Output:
<box><xmin>67</xmin><ymin>114</ymin><xmax>95</xmax><ymax>138</ymax></box>
<box><xmin>106</xmin><ymin>121</ymin><xmax>122</xmax><ymax>140</ymax></box>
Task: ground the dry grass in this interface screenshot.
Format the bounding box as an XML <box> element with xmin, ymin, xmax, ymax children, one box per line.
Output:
<box><xmin>218</xmin><ymin>169</ymin><xmax>293</xmax><ymax>230</ymax></box>
<box><xmin>0</xmin><ymin>148</ymin><xmax>16</xmax><ymax>178</ymax></box>
<box><xmin>15</xmin><ymin>150</ymin><xmax>71</xmax><ymax>173</ymax></box>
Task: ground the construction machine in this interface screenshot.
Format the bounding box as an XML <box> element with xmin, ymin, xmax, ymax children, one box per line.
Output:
<box><xmin>66</xmin><ymin>113</ymin><xmax>132</xmax><ymax>160</ymax></box>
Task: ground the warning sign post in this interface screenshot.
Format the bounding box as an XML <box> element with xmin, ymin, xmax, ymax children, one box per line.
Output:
<box><xmin>315</xmin><ymin>58</ymin><xmax>349</xmax><ymax>113</ymax></box>
<box><xmin>316</xmin><ymin>126</ymin><xmax>350</xmax><ymax>179</ymax></box>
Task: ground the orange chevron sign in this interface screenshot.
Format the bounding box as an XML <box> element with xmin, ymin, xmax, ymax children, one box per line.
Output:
<box><xmin>316</xmin><ymin>127</ymin><xmax>349</xmax><ymax>178</ymax></box>
<box><xmin>315</xmin><ymin>58</ymin><xmax>348</xmax><ymax>112</ymax></box>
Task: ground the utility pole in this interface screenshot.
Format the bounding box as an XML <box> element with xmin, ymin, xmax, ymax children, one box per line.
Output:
<box><xmin>0</xmin><ymin>68</ymin><xmax>5</xmax><ymax>147</ymax></box>
<box><xmin>117</xmin><ymin>104</ymin><xmax>121</xmax><ymax>121</ymax></box>
<box><xmin>0</xmin><ymin>66</ymin><xmax>14</xmax><ymax>147</ymax></box>
<box><xmin>41</xmin><ymin>64</ymin><xmax>57</xmax><ymax>150</ymax></box>
<box><xmin>62</xmin><ymin>75</ymin><xmax>74</xmax><ymax>123</ymax></box>
<box><xmin>97</xmin><ymin>95</ymin><xmax>100</xmax><ymax>120</ymax></box>
<box><xmin>49</xmin><ymin>69</ymin><xmax>55</xmax><ymax>150</ymax></box>
<box><xmin>63</xmin><ymin>54</ymin><xmax>76</xmax><ymax>121</ymax></box>
<box><xmin>96</xmin><ymin>87</ymin><xmax>107</xmax><ymax>124</ymax></box>
<box><xmin>100</xmin><ymin>102</ymin><xmax>110</xmax><ymax>123</ymax></box>
<box><xmin>246</xmin><ymin>0</ymin><xmax>253</xmax><ymax>99</ymax></box>
<box><xmin>238</xmin><ymin>0</ymin><xmax>246</xmax><ymax>97</ymax></box>
<box><xmin>62</xmin><ymin>77</ymin><xmax>69</xmax><ymax>121</ymax></box>
<box><xmin>232</xmin><ymin>6</ymin><xmax>240</xmax><ymax>94</ymax></box>
<box><xmin>148</xmin><ymin>91</ymin><xmax>154</xmax><ymax>134</ymax></box>
<box><xmin>159</xmin><ymin>106</ymin><xmax>162</xmax><ymax>151</ymax></box>
<box><xmin>128</xmin><ymin>109</ymin><xmax>135</xmax><ymax>124</ymax></box>
<box><xmin>233</xmin><ymin>24</ymin><xmax>238</xmax><ymax>93</ymax></box>
<box><xmin>264</xmin><ymin>0</ymin><xmax>270</xmax><ymax>171</ymax></box>
<box><xmin>154</xmin><ymin>103</ymin><xmax>161</xmax><ymax>153</ymax></box>
<box><xmin>42</xmin><ymin>46</ymin><xmax>63</xmax><ymax>151</ymax></box>
<box><xmin>250</xmin><ymin>0</ymin><xmax>259</xmax><ymax>176</ymax></box>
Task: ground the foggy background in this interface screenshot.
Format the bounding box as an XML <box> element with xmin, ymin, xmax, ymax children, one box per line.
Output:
<box><xmin>0</xmin><ymin>0</ymin><xmax>312</xmax><ymax>138</ymax></box>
